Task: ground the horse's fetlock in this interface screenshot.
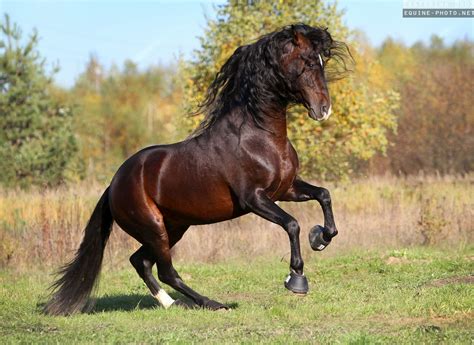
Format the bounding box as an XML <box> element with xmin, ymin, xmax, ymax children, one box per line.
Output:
<box><xmin>291</xmin><ymin>257</ymin><xmax>304</xmax><ymax>272</ymax></box>
<box><xmin>330</xmin><ymin>227</ymin><xmax>338</xmax><ymax>237</ymax></box>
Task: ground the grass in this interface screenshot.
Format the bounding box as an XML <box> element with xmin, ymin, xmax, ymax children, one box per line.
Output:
<box><xmin>1</xmin><ymin>247</ymin><xmax>472</xmax><ymax>344</ymax></box>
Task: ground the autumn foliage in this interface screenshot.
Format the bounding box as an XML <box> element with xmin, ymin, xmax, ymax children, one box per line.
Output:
<box><xmin>0</xmin><ymin>2</ymin><xmax>472</xmax><ymax>187</ymax></box>
<box><xmin>379</xmin><ymin>37</ymin><xmax>474</xmax><ymax>175</ymax></box>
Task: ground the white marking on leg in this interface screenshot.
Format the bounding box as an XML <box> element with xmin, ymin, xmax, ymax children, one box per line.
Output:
<box><xmin>153</xmin><ymin>288</ymin><xmax>175</xmax><ymax>309</ymax></box>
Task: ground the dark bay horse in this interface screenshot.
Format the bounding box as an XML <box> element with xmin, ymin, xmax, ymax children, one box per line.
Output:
<box><xmin>45</xmin><ymin>24</ymin><xmax>351</xmax><ymax>315</ymax></box>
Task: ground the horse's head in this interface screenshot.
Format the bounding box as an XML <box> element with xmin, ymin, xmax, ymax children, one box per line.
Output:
<box><xmin>279</xmin><ymin>24</ymin><xmax>351</xmax><ymax>121</ymax></box>
<box><xmin>192</xmin><ymin>24</ymin><xmax>352</xmax><ymax>135</ymax></box>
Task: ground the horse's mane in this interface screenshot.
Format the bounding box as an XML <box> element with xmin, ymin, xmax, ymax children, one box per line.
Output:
<box><xmin>192</xmin><ymin>23</ymin><xmax>352</xmax><ymax>136</ymax></box>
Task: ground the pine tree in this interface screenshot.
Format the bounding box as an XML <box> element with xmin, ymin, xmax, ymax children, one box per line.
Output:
<box><xmin>0</xmin><ymin>14</ymin><xmax>77</xmax><ymax>187</ymax></box>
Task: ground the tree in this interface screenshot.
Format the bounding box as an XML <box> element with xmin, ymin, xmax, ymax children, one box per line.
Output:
<box><xmin>180</xmin><ymin>0</ymin><xmax>398</xmax><ymax>180</ymax></box>
<box><xmin>71</xmin><ymin>57</ymin><xmax>180</xmax><ymax>180</ymax></box>
<box><xmin>0</xmin><ymin>14</ymin><xmax>77</xmax><ymax>187</ymax></box>
<box><xmin>379</xmin><ymin>36</ymin><xmax>474</xmax><ymax>175</ymax></box>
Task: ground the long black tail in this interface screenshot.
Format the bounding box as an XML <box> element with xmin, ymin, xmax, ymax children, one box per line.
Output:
<box><xmin>44</xmin><ymin>187</ymin><xmax>113</xmax><ymax>316</ymax></box>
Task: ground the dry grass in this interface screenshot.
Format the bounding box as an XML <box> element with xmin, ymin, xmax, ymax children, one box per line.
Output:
<box><xmin>0</xmin><ymin>175</ymin><xmax>472</xmax><ymax>270</ymax></box>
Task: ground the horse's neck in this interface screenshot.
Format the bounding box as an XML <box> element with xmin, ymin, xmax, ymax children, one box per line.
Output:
<box><xmin>259</xmin><ymin>111</ymin><xmax>288</xmax><ymax>139</ymax></box>
<box><xmin>217</xmin><ymin>106</ymin><xmax>289</xmax><ymax>143</ymax></box>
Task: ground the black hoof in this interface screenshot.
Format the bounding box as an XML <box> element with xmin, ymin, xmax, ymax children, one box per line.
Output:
<box><xmin>284</xmin><ymin>271</ymin><xmax>308</xmax><ymax>294</ymax></box>
<box><xmin>309</xmin><ymin>225</ymin><xmax>331</xmax><ymax>251</ymax></box>
<box><xmin>202</xmin><ymin>299</ymin><xmax>229</xmax><ymax>311</ymax></box>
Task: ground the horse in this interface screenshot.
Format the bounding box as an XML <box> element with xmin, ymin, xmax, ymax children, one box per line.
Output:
<box><xmin>44</xmin><ymin>23</ymin><xmax>352</xmax><ymax>315</ymax></box>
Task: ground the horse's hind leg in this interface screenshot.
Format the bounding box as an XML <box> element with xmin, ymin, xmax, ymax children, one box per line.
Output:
<box><xmin>130</xmin><ymin>246</ymin><xmax>188</xmax><ymax>309</ymax></box>
<box><xmin>155</xmin><ymin>257</ymin><xmax>228</xmax><ymax>311</ymax></box>
<box><xmin>128</xmin><ymin>203</ymin><xmax>227</xmax><ymax>310</ymax></box>
<box><xmin>147</xmin><ymin>224</ymin><xmax>227</xmax><ymax>310</ymax></box>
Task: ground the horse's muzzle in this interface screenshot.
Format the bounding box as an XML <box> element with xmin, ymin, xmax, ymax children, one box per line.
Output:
<box><xmin>308</xmin><ymin>104</ymin><xmax>332</xmax><ymax>121</ymax></box>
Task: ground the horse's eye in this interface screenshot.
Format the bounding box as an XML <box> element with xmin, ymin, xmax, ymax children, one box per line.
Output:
<box><xmin>307</xmin><ymin>63</ymin><xmax>315</xmax><ymax>68</ymax></box>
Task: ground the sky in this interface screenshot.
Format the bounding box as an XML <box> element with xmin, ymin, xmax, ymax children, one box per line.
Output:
<box><xmin>1</xmin><ymin>0</ymin><xmax>472</xmax><ymax>88</ymax></box>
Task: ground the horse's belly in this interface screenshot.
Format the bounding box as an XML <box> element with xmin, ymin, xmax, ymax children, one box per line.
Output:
<box><xmin>153</xmin><ymin>175</ymin><xmax>241</xmax><ymax>225</ymax></box>
<box><xmin>158</xmin><ymin>191</ymin><xmax>241</xmax><ymax>225</ymax></box>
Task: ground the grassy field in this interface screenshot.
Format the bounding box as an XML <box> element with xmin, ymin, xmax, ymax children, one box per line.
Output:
<box><xmin>1</xmin><ymin>247</ymin><xmax>472</xmax><ymax>344</ymax></box>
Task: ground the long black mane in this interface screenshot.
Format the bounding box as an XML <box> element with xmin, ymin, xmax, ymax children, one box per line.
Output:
<box><xmin>192</xmin><ymin>24</ymin><xmax>352</xmax><ymax>135</ymax></box>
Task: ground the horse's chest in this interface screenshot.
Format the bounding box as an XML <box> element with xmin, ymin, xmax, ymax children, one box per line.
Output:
<box><xmin>225</xmin><ymin>138</ymin><xmax>298</xmax><ymax>201</ymax></box>
<box><xmin>264</xmin><ymin>148</ymin><xmax>298</xmax><ymax>199</ymax></box>
<box><xmin>276</xmin><ymin>160</ymin><xmax>297</xmax><ymax>194</ymax></box>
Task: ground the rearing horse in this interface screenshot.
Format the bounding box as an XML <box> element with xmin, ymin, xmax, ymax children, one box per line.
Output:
<box><xmin>45</xmin><ymin>24</ymin><xmax>351</xmax><ymax>315</ymax></box>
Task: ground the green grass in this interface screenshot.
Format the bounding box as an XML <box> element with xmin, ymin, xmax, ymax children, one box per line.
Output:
<box><xmin>1</xmin><ymin>247</ymin><xmax>472</xmax><ymax>344</ymax></box>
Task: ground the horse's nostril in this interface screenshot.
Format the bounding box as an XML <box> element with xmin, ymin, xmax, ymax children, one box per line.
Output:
<box><xmin>321</xmin><ymin>105</ymin><xmax>328</xmax><ymax>114</ymax></box>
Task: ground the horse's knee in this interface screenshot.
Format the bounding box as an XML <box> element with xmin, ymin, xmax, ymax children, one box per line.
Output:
<box><xmin>285</xmin><ymin>219</ymin><xmax>300</xmax><ymax>237</ymax></box>
<box><xmin>317</xmin><ymin>187</ymin><xmax>331</xmax><ymax>204</ymax></box>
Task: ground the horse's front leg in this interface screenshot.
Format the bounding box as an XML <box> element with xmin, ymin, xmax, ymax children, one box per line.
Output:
<box><xmin>245</xmin><ymin>190</ymin><xmax>308</xmax><ymax>294</ymax></box>
<box><xmin>280</xmin><ymin>177</ymin><xmax>338</xmax><ymax>250</ymax></box>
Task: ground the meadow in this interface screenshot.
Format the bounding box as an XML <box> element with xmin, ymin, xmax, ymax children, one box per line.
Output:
<box><xmin>0</xmin><ymin>247</ymin><xmax>472</xmax><ymax>343</ymax></box>
<box><xmin>0</xmin><ymin>175</ymin><xmax>472</xmax><ymax>343</ymax></box>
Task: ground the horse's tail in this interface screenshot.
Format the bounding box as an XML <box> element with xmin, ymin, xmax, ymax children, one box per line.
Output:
<box><xmin>44</xmin><ymin>187</ymin><xmax>113</xmax><ymax>316</ymax></box>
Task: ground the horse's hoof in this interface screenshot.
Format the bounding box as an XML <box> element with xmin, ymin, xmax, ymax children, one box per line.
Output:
<box><xmin>171</xmin><ymin>299</ymin><xmax>194</xmax><ymax>309</ymax></box>
<box><xmin>203</xmin><ymin>299</ymin><xmax>229</xmax><ymax>311</ymax></box>
<box><xmin>284</xmin><ymin>271</ymin><xmax>308</xmax><ymax>294</ymax></box>
<box><xmin>309</xmin><ymin>225</ymin><xmax>331</xmax><ymax>251</ymax></box>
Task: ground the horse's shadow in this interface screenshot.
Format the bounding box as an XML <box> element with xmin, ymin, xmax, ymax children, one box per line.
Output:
<box><xmin>92</xmin><ymin>293</ymin><xmax>159</xmax><ymax>312</ymax></box>
<box><xmin>37</xmin><ymin>292</ymin><xmax>239</xmax><ymax>314</ymax></box>
<box><xmin>91</xmin><ymin>292</ymin><xmax>239</xmax><ymax>313</ymax></box>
